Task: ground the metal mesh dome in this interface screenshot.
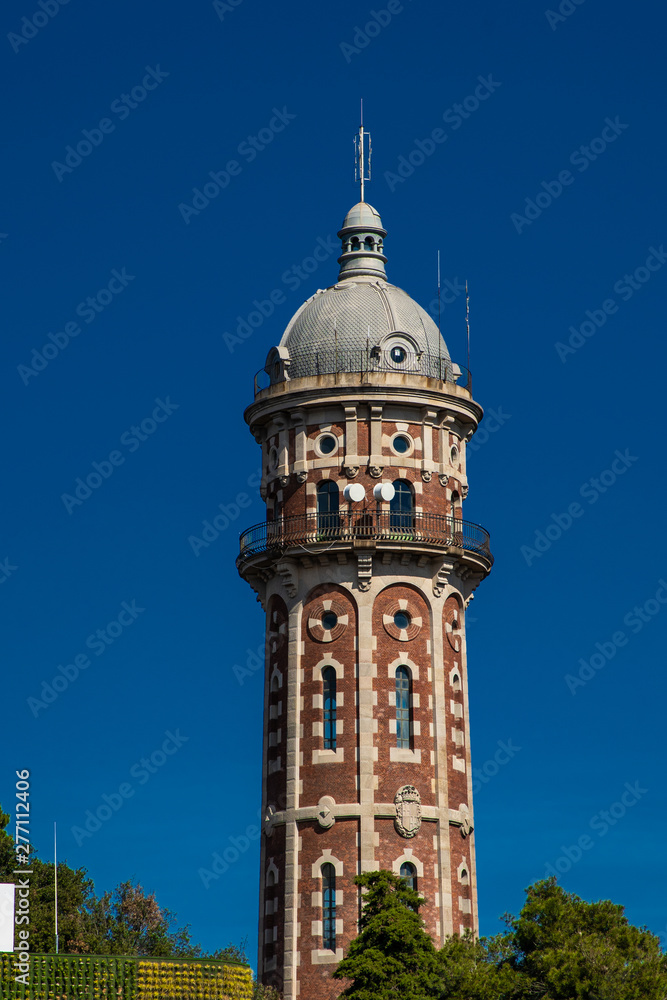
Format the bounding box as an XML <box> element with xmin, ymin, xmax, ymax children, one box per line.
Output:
<box><xmin>278</xmin><ymin>276</ymin><xmax>451</xmax><ymax>379</ymax></box>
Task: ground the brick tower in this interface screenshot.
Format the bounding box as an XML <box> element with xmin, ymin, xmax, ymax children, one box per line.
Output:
<box><xmin>236</xmin><ymin>157</ymin><xmax>493</xmax><ymax>998</ymax></box>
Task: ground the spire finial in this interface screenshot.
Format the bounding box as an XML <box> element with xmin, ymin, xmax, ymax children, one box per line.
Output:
<box><xmin>354</xmin><ymin>101</ymin><xmax>371</xmax><ymax>202</ymax></box>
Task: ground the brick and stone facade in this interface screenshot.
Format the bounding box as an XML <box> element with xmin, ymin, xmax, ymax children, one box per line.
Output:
<box><xmin>237</xmin><ymin>198</ymin><xmax>493</xmax><ymax>999</ymax></box>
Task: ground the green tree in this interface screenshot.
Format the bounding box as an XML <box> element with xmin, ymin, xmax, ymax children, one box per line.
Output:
<box><xmin>500</xmin><ymin>877</ymin><xmax>667</xmax><ymax>1000</ymax></box>
<box><xmin>333</xmin><ymin>870</ymin><xmax>442</xmax><ymax>1000</ymax></box>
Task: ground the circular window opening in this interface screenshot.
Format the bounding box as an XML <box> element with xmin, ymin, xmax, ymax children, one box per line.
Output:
<box><xmin>394</xmin><ymin>611</ymin><xmax>411</xmax><ymax>630</ymax></box>
<box><xmin>322</xmin><ymin>611</ymin><xmax>338</xmax><ymax>631</ymax></box>
<box><xmin>319</xmin><ymin>435</ymin><xmax>337</xmax><ymax>455</ymax></box>
<box><xmin>268</xmin><ymin>447</ymin><xmax>279</xmax><ymax>471</ymax></box>
<box><xmin>451</xmin><ymin>445</ymin><xmax>459</xmax><ymax>463</ymax></box>
<box><xmin>393</xmin><ymin>435</ymin><xmax>411</xmax><ymax>455</ymax></box>
<box><xmin>390</xmin><ymin>346</ymin><xmax>407</xmax><ymax>364</ymax></box>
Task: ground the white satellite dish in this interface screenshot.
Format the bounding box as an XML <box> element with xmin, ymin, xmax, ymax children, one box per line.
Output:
<box><xmin>373</xmin><ymin>482</ymin><xmax>395</xmax><ymax>502</ymax></box>
<box><xmin>343</xmin><ymin>483</ymin><xmax>366</xmax><ymax>502</ymax></box>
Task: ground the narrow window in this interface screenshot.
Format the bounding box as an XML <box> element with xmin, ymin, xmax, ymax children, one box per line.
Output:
<box><xmin>317</xmin><ymin>481</ymin><xmax>340</xmax><ymax>534</ymax></box>
<box><xmin>400</xmin><ymin>861</ymin><xmax>417</xmax><ymax>892</ymax></box>
<box><xmin>390</xmin><ymin>479</ymin><xmax>413</xmax><ymax>529</ymax></box>
<box><xmin>395</xmin><ymin>666</ymin><xmax>412</xmax><ymax>749</ymax></box>
<box><xmin>322</xmin><ymin>863</ymin><xmax>336</xmax><ymax>951</ymax></box>
<box><xmin>322</xmin><ymin>667</ymin><xmax>337</xmax><ymax>750</ymax></box>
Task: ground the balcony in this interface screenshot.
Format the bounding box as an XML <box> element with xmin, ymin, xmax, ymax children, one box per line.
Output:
<box><xmin>237</xmin><ymin>511</ymin><xmax>493</xmax><ymax>573</ymax></box>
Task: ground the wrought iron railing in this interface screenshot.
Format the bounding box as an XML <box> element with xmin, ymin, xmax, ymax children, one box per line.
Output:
<box><xmin>238</xmin><ymin>511</ymin><xmax>492</xmax><ymax>563</ymax></box>
<box><xmin>254</xmin><ymin>350</ymin><xmax>471</xmax><ymax>396</ymax></box>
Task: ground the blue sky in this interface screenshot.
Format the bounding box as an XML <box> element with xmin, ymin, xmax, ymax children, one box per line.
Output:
<box><xmin>2</xmin><ymin>0</ymin><xmax>666</xmax><ymax>963</ymax></box>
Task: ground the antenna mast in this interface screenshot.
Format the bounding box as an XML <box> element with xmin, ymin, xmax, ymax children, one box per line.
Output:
<box><xmin>354</xmin><ymin>99</ymin><xmax>372</xmax><ymax>202</ymax></box>
<box><xmin>466</xmin><ymin>280</ymin><xmax>470</xmax><ymax>375</ymax></box>
<box><xmin>437</xmin><ymin>251</ymin><xmax>442</xmax><ymax>378</ymax></box>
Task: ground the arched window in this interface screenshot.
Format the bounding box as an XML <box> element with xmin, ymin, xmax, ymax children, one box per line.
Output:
<box><xmin>395</xmin><ymin>666</ymin><xmax>412</xmax><ymax>749</ymax></box>
<box><xmin>322</xmin><ymin>667</ymin><xmax>337</xmax><ymax>750</ymax></box>
<box><xmin>390</xmin><ymin>479</ymin><xmax>413</xmax><ymax>529</ymax></box>
<box><xmin>400</xmin><ymin>861</ymin><xmax>417</xmax><ymax>891</ymax></box>
<box><xmin>317</xmin><ymin>481</ymin><xmax>340</xmax><ymax>534</ymax></box>
<box><xmin>322</xmin><ymin>863</ymin><xmax>336</xmax><ymax>951</ymax></box>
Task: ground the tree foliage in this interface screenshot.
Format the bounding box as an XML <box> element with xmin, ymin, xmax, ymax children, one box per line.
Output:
<box><xmin>334</xmin><ymin>873</ymin><xmax>667</xmax><ymax>1000</ymax></box>
<box><xmin>333</xmin><ymin>870</ymin><xmax>442</xmax><ymax>999</ymax></box>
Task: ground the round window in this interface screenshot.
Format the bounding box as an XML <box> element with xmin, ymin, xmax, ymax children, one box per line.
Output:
<box><xmin>322</xmin><ymin>611</ymin><xmax>338</xmax><ymax>631</ymax></box>
<box><xmin>318</xmin><ymin>434</ymin><xmax>338</xmax><ymax>455</ymax></box>
<box><xmin>392</xmin><ymin>435</ymin><xmax>411</xmax><ymax>455</ymax></box>
<box><xmin>450</xmin><ymin>445</ymin><xmax>459</xmax><ymax>464</ymax></box>
<box><xmin>394</xmin><ymin>611</ymin><xmax>411</xmax><ymax>630</ymax></box>
<box><xmin>268</xmin><ymin>446</ymin><xmax>279</xmax><ymax>471</ymax></box>
<box><xmin>390</xmin><ymin>345</ymin><xmax>407</xmax><ymax>364</ymax></box>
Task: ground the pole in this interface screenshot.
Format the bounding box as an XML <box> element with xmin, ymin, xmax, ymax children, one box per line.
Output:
<box><xmin>54</xmin><ymin>822</ymin><xmax>58</xmax><ymax>955</ymax></box>
<box><xmin>437</xmin><ymin>250</ymin><xmax>442</xmax><ymax>379</ymax></box>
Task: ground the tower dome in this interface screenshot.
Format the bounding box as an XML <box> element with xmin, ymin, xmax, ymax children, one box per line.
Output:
<box><xmin>266</xmin><ymin>203</ymin><xmax>453</xmax><ymax>384</ymax></box>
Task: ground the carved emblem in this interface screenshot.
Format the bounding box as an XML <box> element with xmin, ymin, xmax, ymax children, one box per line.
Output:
<box><xmin>421</xmin><ymin>470</ymin><xmax>432</xmax><ymax>482</ymax></box>
<box><xmin>438</xmin><ymin>473</ymin><xmax>449</xmax><ymax>487</ymax></box>
<box><xmin>368</xmin><ymin>466</ymin><xmax>383</xmax><ymax>479</ymax></box>
<box><xmin>316</xmin><ymin>795</ymin><xmax>336</xmax><ymax>830</ymax></box>
<box><xmin>461</xmin><ymin>484</ymin><xmax>469</xmax><ymax>499</ymax></box>
<box><xmin>344</xmin><ymin>466</ymin><xmax>359</xmax><ymax>479</ymax></box>
<box><xmin>460</xmin><ymin>815</ymin><xmax>473</xmax><ymax>838</ymax></box>
<box><xmin>278</xmin><ymin>475</ymin><xmax>290</xmax><ymax>488</ymax></box>
<box><xmin>264</xmin><ymin>804</ymin><xmax>277</xmax><ymax>837</ymax></box>
<box><xmin>394</xmin><ymin>785</ymin><xmax>422</xmax><ymax>839</ymax></box>
<box><xmin>295</xmin><ymin>471</ymin><xmax>308</xmax><ymax>484</ymax></box>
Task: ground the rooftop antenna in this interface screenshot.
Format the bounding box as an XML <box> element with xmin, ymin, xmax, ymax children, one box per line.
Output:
<box><xmin>465</xmin><ymin>280</ymin><xmax>471</xmax><ymax>376</ymax></box>
<box><xmin>354</xmin><ymin>99</ymin><xmax>372</xmax><ymax>202</ymax></box>
<box><xmin>437</xmin><ymin>250</ymin><xmax>442</xmax><ymax>378</ymax></box>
